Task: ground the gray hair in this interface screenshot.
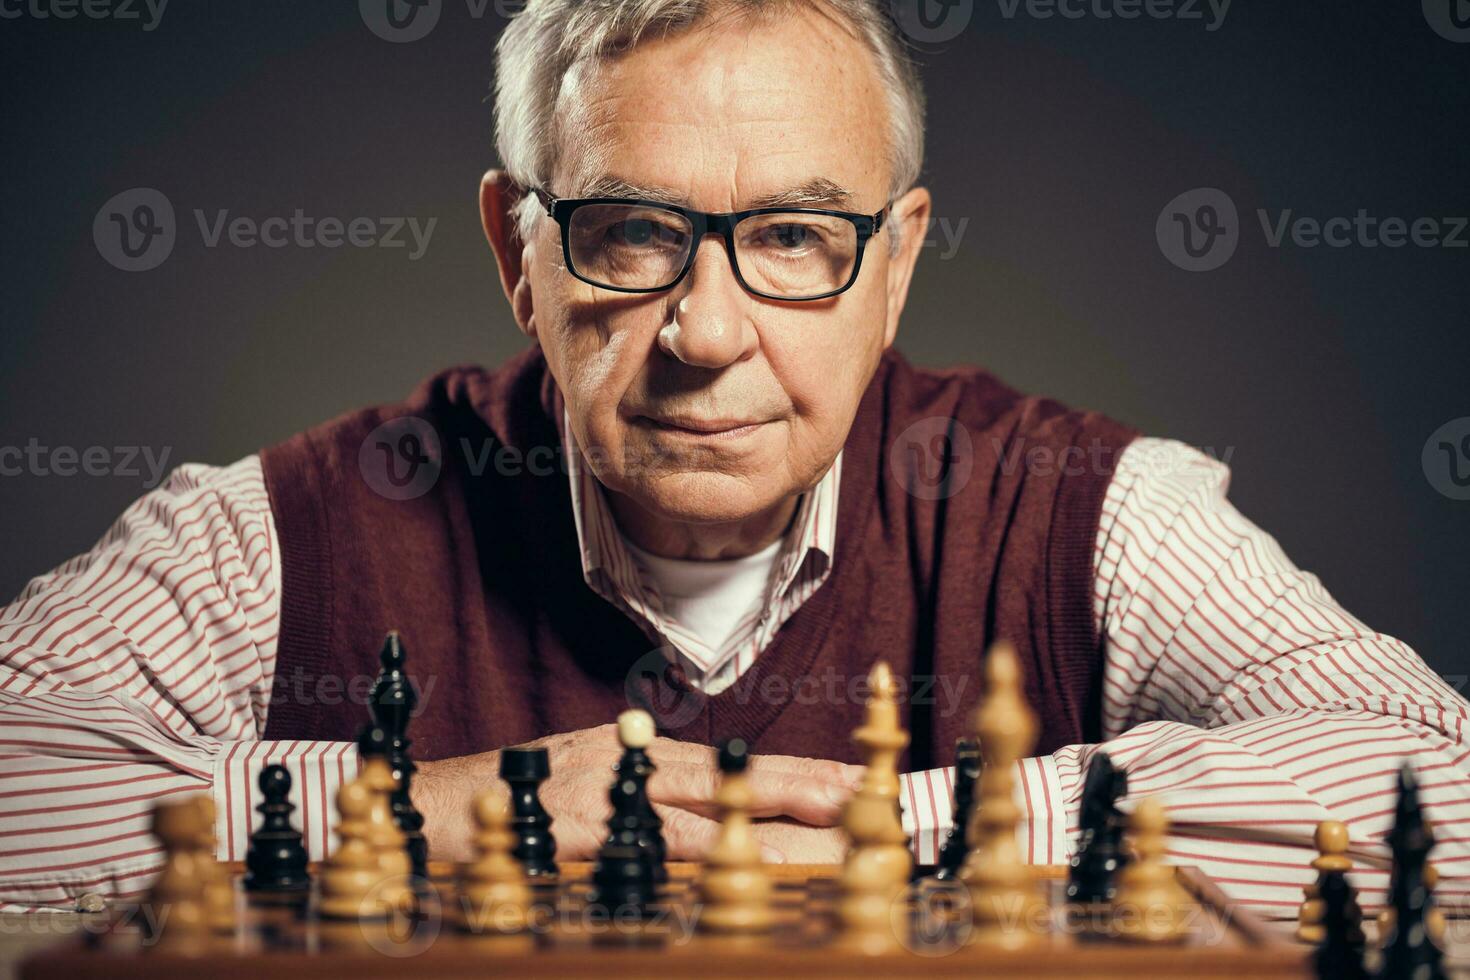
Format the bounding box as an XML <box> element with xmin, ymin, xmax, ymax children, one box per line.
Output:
<box><xmin>493</xmin><ymin>0</ymin><xmax>926</xmax><ymax>252</ymax></box>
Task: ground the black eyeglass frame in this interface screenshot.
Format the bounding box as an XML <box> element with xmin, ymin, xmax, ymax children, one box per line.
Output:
<box><xmin>530</xmin><ymin>186</ymin><xmax>890</xmax><ymax>302</ymax></box>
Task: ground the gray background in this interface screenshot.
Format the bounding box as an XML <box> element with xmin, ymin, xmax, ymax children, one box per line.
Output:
<box><xmin>1</xmin><ymin>3</ymin><xmax>1467</xmax><ymax>681</ymax></box>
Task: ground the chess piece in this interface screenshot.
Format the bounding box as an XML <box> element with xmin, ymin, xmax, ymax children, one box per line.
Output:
<box><xmin>960</xmin><ymin>642</ymin><xmax>1046</xmax><ymax>949</ymax></box>
<box><xmin>1067</xmin><ymin>751</ymin><xmax>1129</xmax><ymax>904</ymax></box>
<box><xmin>698</xmin><ymin>738</ymin><xmax>774</xmax><ymax>934</ymax></box>
<box><xmin>1312</xmin><ymin>868</ymin><xmax>1365</xmax><ymax>980</ymax></box>
<box><xmin>358</xmin><ymin>725</ymin><xmax>416</xmax><ymax>912</ymax></box>
<box><xmin>1379</xmin><ymin>763</ymin><xmax>1446</xmax><ymax>980</ymax></box>
<box><xmin>588</xmin><ymin>762</ymin><xmax>657</xmax><ymax>917</ymax></box>
<box><xmin>500</xmin><ymin>746</ymin><xmax>558</xmax><ymax>878</ymax></box>
<box><xmin>934</xmin><ymin>738</ymin><xmax>980</xmax><ymax>881</ymax></box>
<box><xmin>369</xmin><ymin>630</ymin><xmax>428</xmax><ymax>882</ymax></box>
<box><xmin>457</xmin><ymin>789</ymin><xmax>532</xmax><ymax>936</ymax></box>
<box><xmin>1378</xmin><ymin>858</ymin><xmax>1448</xmax><ymax>948</ymax></box>
<box><xmin>243</xmin><ymin>764</ymin><xmax>310</xmax><ymax>897</ymax></box>
<box><xmin>145</xmin><ymin>797</ymin><xmax>211</xmax><ymax>945</ymax></box>
<box><xmin>1112</xmin><ymin>797</ymin><xmax>1190</xmax><ymax>943</ymax></box>
<box><xmin>189</xmin><ymin>795</ymin><xmax>237</xmax><ymax>935</ymax></box>
<box><xmin>1297</xmin><ymin>820</ymin><xmax>1351</xmax><ymax>943</ymax></box>
<box><xmin>613</xmin><ymin>709</ymin><xmax>668</xmax><ymax>885</ymax></box>
<box><xmin>319</xmin><ymin>778</ymin><xmax>391</xmax><ymax>920</ymax></box>
<box><xmin>837</xmin><ymin>660</ymin><xmax>913</xmax><ymax>954</ymax></box>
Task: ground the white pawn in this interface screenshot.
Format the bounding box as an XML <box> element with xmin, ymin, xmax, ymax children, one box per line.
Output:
<box><xmin>146</xmin><ymin>797</ymin><xmax>211</xmax><ymax>946</ymax></box>
<box><xmin>1113</xmin><ymin>797</ymin><xmax>1190</xmax><ymax>943</ymax></box>
<box><xmin>360</xmin><ymin>753</ymin><xmax>415</xmax><ymax>913</ymax></box>
<box><xmin>458</xmin><ymin>789</ymin><xmax>532</xmax><ymax>936</ymax></box>
<box><xmin>698</xmin><ymin>737</ymin><xmax>773</xmax><ymax>934</ymax></box>
<box><xmin>320</xmin><ymin>779</ymin><xmax>391</xmax><ymax>921</ymax></box>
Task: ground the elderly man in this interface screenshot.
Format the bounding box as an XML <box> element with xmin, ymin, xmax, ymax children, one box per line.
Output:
<box><xmin>1</xmin><ymin>0</ymin><xmax>1466</xmax><ymax>918</ymax></box>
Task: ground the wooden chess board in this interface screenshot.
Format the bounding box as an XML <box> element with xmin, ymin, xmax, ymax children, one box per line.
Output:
<box><xmin>19</xmin><ymin>861</ymin><xmax>1310</xmax><ymax>979</ymax></box>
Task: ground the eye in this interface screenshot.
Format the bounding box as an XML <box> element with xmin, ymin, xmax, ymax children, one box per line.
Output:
<box><xmin>607</xmin><ymin>217</ymin><xmax>684</xmax><ymax>249</ymax></box>
<box><xmin>762</xmin><ymin>223</ymin><xmax>814</xmax><ymax>250</ymax></box>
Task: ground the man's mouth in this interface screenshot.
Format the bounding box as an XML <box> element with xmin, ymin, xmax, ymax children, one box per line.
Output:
<box><xmin>637</xmin><ymin>415</ymin><xmax>770</xmax><ymax>439</ymax></box>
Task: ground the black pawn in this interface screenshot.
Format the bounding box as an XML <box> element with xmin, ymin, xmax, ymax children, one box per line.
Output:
<box><xmin>589</xmin><ymin>771</ymin><xmax>656</xmax><ymax>917</ymax></box>
<box><xmin>1067</xmin><ymin>751</ymin><xmax>1129</xmax><ymax>904</ymax></box>
<box><xmin>935</xmin><ymin>738</ymin><xmax>981</xmax><ymax>880</ymax></box>
<box><xmin>243</xmin><ymin>765</ymin><xmax>310</xmax><ymax>895</ymax></box>
<box><xmin>368</xmin><ymin>631</ymin><xmax>427</xmax><ymax>882</ymax></box>
<box><xmin>1314</xmin><ymin>869</ymin><xmax>1366</xmax><ymax>980</ymax></box>
<box><xmin>500</xmin><ymin>746</ymin><xmax>558</xmax><ymax>877</ymax></box>
<box><xmin>615</xmin><ymin>733</ymin><xmax>667</xmax><ymax>885</ymax></box>
<box><xmin>1380</xmin><ymin>763</ymin><xmax>1445</xmax><ymax>980</ymax></box>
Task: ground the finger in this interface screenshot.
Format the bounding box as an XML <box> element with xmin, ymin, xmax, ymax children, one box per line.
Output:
<box><xmin>644</xmin><ymin>752</ymin><xmax>862</xmax><ymax>822</ymax></box>
<box><xmin>741</xmin><ymin>767</ymin><xmax>854</xmax><ymax>825</ymax></box>
<box><xmin>654</xmin><ymin>803</ymin><xmax>785</xmax><ymax>864</ymax></box>
<box><xmin>750</xmin><ymin>753</ymin><xmax>865</xmax><ymax>791</ymax></box>
<box><xmin>645</xmin><ymin>759</ymin><xmax>858</xmax><ymax>825</ymax></box>
<box><xmin>751</xmin><ymin>820</ymin><xmax>847</xmax><ymax>864</ymax></box>
<box><xmin>645</xmin><ymin>760</ymin><xmax>719</xmax><ymax>811</ymax></box>
<box><xmin>646</xmin><ymin>738</ymin><xmax>860</xmax><ymax>784</ymax></box>
<box><xmin>647</xmin><ymin>738</ymin><xmax>864</xmax><ymax>794</ymax></box>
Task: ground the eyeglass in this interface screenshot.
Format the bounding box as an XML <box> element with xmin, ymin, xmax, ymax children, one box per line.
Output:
<box><xmin>531</xmin><ymin>186</ymin><xmax>890</xmax><ymax>302</ymax></box>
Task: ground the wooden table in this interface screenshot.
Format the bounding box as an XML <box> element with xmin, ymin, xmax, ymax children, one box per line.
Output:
<box><xmin>4</xmin><ymin>863</ymin><xmax>1467</xmax><ymax>980</ymax></box>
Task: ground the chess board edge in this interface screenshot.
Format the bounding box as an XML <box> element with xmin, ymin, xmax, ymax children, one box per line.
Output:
<box><xmin>17</xmin><ymin>863</ymin><xmax>1312</xmax><ymax>980</ymax></box>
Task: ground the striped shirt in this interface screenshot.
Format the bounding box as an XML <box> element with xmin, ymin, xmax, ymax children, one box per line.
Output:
<box><xmin>0</xmin><ymin>438</ymin><xmax>1465</xmax><ymax>918</ymax></box>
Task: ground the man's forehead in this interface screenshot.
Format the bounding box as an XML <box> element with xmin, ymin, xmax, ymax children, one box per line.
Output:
<box><xmin>550</xmin><ymin>5</ymin><xmax>887</xmax><ymax>209</ymax></box>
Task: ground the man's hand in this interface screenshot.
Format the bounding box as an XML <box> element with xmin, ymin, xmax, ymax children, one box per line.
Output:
<box><xmin>413</xmin><ymin>724</ymin><xmax>863</xmax><ymax>862</ymax></box>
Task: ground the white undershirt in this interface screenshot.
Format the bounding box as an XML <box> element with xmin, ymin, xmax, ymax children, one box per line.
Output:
<box><xmin>621</xmin><ymin>535</ymin><xmax>784</xmax><ymax>656</ymax></box>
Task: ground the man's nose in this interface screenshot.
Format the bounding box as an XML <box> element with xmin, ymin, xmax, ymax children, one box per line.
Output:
<box><xmin>659</xmin><ymin>236</ymin><xmax>756</xmax><ymax>369</ymax></box>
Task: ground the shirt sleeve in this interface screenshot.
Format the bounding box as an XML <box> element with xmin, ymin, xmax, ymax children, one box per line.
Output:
<box><xmin>901</xmin><ymin>438</ymin><xmax>1470</xmax><ymax>919</ymax></box>
<box><xmin>0</xmin><ymin>455</ymin><xmax>357</xmax><ymax>911</ymax></box>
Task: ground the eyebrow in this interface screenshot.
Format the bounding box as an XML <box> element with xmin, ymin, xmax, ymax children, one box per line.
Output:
<box><xmin>573</xmin><ymin>175</ymin><xmax>859</xmax><ymax>212</ymax></box>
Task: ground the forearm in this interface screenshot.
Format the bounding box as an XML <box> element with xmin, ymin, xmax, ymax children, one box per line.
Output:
<box><xmin>898</xmin><ymin>758</ymin><xmax>1065</xmax><ymax>866</ymax></box>
<box><xmin>0</xmin><ymin>688</ymin><xmax>359</xmax><ymax>909</ymax></box>
<box><xmin>0</xmin><ymin>454</ymin><xmax>322</xmax><ymax>908</ymax></box>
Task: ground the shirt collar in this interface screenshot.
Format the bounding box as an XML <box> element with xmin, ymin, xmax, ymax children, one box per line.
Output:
<box><xmin>560</xmin><ymin>406</ymin><xmax>841</xmax><ymax>669</ymax></box>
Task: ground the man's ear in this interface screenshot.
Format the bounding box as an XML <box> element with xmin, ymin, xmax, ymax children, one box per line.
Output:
<box><xmin>479</xmin><ymin>169</ymin><xmax>536</xmax><ymax>337</ymax></box>
<box><xmin>881</xmin><ymin>185</ymin><xmax>933</xmax><ymax>349</ymax></box>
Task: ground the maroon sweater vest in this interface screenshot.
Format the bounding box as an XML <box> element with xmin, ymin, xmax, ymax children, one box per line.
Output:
<box><xmin>259</xmin><ymin>346</ymin><xmax>1136</xmax><ymax>770</ymax></box>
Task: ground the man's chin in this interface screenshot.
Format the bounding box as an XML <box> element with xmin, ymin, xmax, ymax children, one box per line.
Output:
<box><xmin>625</xmin><ymin>470</ymin><xmax>791</xmax><ymax>527</ymax></box>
